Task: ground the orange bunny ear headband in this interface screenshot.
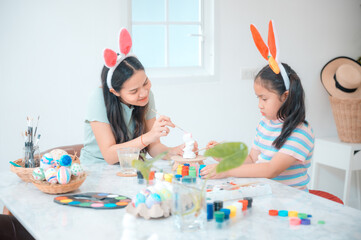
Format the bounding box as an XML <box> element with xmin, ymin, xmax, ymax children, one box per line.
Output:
<box><xmin>103</xmin><ymin>28</ymin><xmax>135</xmax><ymax>89</ymax></box>
<box><xmin>250</xmin><ymin>20</ymin><xmax>290</xmax><ymax>90</ymax></box>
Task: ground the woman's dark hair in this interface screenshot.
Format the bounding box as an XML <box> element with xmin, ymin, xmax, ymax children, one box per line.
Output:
<box><xmin>255</xmin><ymin>63</ymin><xmax>307</xmax><ymax>149</ymax></box>
<box><xmin>101</xmin><ymin>56</ymin><xmax>148</xmax><ymax>148</ymax></box>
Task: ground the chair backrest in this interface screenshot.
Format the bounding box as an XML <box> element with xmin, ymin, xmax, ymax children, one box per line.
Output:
<box><xmin>309</xmin><ymin>190</ymin><xmax>344</xmax><ymax>204</ymax></box>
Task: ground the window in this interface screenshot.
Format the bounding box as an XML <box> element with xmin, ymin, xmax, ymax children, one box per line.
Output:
<box><xmin>129</xmin><ymin>0</ymin><xmax>214</xmax><ymax>79</ymax></box>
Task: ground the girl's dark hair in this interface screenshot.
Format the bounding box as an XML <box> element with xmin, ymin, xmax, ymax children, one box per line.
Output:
<box><xmin>255</xmin><ymin>63</ymin><xmax>307</xmax><ymax>149</ymax></box>
<box><xmin>101</xmin><ymin>56</ymin><xmax>148</xmax><ymax>149</ymax></box>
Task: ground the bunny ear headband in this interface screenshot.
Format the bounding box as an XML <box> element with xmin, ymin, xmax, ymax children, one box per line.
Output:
<box><xmin>250</xmin><ymin>20</ymin><xmax>290</xmax><ymax>90</ymax></box>
<box><xmin>103</xmin><ymin>28</ymin><xmax>134</xmax><ymax>89</ymax></box>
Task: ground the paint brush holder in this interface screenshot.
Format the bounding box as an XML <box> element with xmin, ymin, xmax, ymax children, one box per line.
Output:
<box><xmin>23</xmin><ymin>145</ymin><xmax>40</xmax><ymax>168</ymax></box>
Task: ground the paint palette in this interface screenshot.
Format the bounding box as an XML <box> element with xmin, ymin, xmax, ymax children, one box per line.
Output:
<box><xmin>54</xmin><ymin>192</ymin><xmax>131</xmax><ymax>209</ymax></box>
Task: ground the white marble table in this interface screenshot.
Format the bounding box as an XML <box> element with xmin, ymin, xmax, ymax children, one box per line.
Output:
<box><xmin>1</xmin><ymin>159</ymin><xmax>361</xmax><ymax>240</ymax></box>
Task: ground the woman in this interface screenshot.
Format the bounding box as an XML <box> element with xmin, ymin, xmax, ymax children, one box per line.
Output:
<box><xmin>80</xmin><ymin>29</ymin><xmax>194</xmax><ymax>164</ymax></box>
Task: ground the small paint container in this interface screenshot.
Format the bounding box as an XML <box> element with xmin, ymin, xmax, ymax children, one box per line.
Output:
<box><xmin>214</xmin><ymin>200</ymin><xmax>223</xmax><ymax>212</ymax></box>
<box><xmin>288</xmin><ymin>211</ymin><xmax>298</xmax><ymax>217</ymax></box>
<box><xmin>214</xmin><ymin>211</ymin><xmax>225</xmax><ymax>229</ymax></box>
<box><xmin>137</xmin><ymin>170</ymin><xmax>144</xmax><ymax>184</ymax></box>
<box><xmin>225</xmin><ymin>205</ymin><xmax>237</xmax><ymax>218</ymax></box>
<box><xmin>165</xmin><ymin>173</ymin><xmax>173</xmax><ymax>183</ymax></box>
<box><xmin>301</xmin><ymin>218</ymin><xmax>311</xmax><ymax>225</ymax></box>
<box><xmin>155</xmin><ymin>172</ymin><xmax>164</xmax><ymax>181</ymax></box>
<box><xmin>243</xmin><ymin>197</ymin><xmax>253</xmax><ymax>208</ymax></box>
<box><xmin>219</xmin><ymin>208</ymin><xmax>231</xmax><ymax>225</ymax></box>
<box><xmin>199</xmin><ymin>164</ymin><xmax>206</xmax><ymax>178</ymax></box>
<box><xmin>278</xmin><ymin>210</ymin><xmax>289</xmax><ymax>217</ymax></box>
<box><xmin>207</xmin><ymin>202</ymin><xmax>214</xmax><ymax>221</ymax></box>
<box><xmin>238</xmin><ymin>200</ymin><xmax>248</xmax><ymax>211</ymax></box>
<box><xmin>174</xmin><ymin>174</ymin><xmax>182</xmax><ymax>181</ymax></box>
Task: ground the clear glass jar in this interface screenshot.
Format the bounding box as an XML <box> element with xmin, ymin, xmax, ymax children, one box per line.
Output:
<box><xmin>172</xmin><ymin>179</ymin><xmax>206</xmax><ymax>230</ymax></box>
<box><xmin>23</xmin><ymin>145</ymin><xmax>40</xmax><ymax>168</ymax></box>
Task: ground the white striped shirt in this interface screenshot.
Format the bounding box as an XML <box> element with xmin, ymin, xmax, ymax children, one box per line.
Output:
<box><xmin>252</xmin><ymin>118</ymin><xmax>315</xmax><ymax>191</ymax></box>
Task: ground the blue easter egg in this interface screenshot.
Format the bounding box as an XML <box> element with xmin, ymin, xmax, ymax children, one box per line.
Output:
<box><xmin>40</xmin><ymin>153</ymin><xmax>54</xmax><ymax>170</ymax></box>
<box><xmin>60</xmin><ymin>154</ymin><xmax>72</xmax><ymax>167</ymax></box>
<box><xmin>135</xmin><ymin>193</ymin><xmax>146</xmax><ymax>207</ymax></box>
<box><xmin>145</xmin><ymin>193</ymin><xmax>161</xmax><ymax>208</ymax></box>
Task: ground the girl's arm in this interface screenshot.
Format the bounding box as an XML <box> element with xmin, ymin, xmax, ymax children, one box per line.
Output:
<box><xmin>201</xmin><ymin>150</ymin><xmax>297</xmax><ymax>179</ymax></box>
<box><xmin>243</xmin><ymin>148</ymin><xmax>260</xmax><ymax>164</ymax></box>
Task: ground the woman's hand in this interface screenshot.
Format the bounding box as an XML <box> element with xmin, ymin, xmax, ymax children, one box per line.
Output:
<box><xmin>167</xmin><ymin>141</ymin><xmax>198</xmax><ymax>158</ymax></box>
<box><xmin>146</xmin><ymin>115</ymin><xmax>175</xmax><ymax>143</ymax></box>
<box><xmin>194</xmin><ymin>141</ymin><xmax>199</xmax><ymax>156</ymax></box>
<box><xmin>168</xmin><ymin>143</ymin><xmax>184</xmax><ymax>157</ymax></box>
<box><xmin>200</xmin><ymin>163</ymin><xmax>228</xmax><ymax>179</ymax></box>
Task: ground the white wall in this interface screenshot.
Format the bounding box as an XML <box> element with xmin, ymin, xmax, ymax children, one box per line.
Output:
<box><xmin>1</xmin><ymin>0</ymin><xmax>360</xmax><ymax>209</ymax></box>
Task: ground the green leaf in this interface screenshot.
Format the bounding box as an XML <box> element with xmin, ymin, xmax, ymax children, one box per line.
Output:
<box><xmin>204</xmin><ymin>142</ymin><xmax>248</xmax><ymax>173</ymax></box>
<box><xmin>131</xmin><ymin>151</ymin><xmax>167</xmax><ymax>184</ymax></box>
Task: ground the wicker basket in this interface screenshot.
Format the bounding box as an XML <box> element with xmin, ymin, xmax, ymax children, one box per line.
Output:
<box><xmin>10</xmin><ymin>155</ymin><xmax>80</xmax><ymax>183</ymax></box>
<box><xmin>329</xmin><ymin>96</ymin><xmax>361</xmax><ymax>143</ymax></box>
<box><xmin>31</xmin><ymin>173</ymin><xmax>87</xmax><ymax>194</ymax></box>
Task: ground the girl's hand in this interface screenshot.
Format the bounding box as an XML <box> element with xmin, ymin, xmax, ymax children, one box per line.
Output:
<box><xmin>206</xmin><ymin>140</ymin><xmax>218</xmax><ymax>149</ymax></box>
<box><xmin>147</xmin><ymin>115</ymin><xmax>175</xmax><ymax>142</ymax></box>
<box><xmin>206</xmin><ymin>140</ymin><xmax>222</xmax><ymax>162</ymax></box>
<box><xmin>200</xmin><ymin>163</ymin><xmax>228</xmax><ymax>179</ymax></box>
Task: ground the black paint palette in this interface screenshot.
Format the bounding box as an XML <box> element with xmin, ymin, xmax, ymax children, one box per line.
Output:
<box><xmin>54</xmin><ymin>192</ymin><xmax>131</xmax><ymax>209</ymax></box>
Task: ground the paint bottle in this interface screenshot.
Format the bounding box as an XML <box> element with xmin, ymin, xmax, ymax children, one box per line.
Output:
<box><xmin>214</xmin><ymin>200</ymin><xmax>223</xmax><ymax>212</ymax></box>
<box><xmin>220</xmin><ymin>208</ymin><xmax>230</xmax><ymax>226</ymax></box>
<box><xmin>214</xmin><ymin>211</ymin><xmax>225</xmax><ymax>229</ymax></box>
<box><xmin>137</xmin><ymin>170</ymin><xmax>144</xmax><ymax>184</ymax></box>
<box><xmin>199</xmin><ymin>164</ymin><xmax>206</xmax><ymax>178</ymax></box>
<box><xmin>207</xmin><ymin>202</ymin><xmax>214</xmax><ymax>221</ymax></box>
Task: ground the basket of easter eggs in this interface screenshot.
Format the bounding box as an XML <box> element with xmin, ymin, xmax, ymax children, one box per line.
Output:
<box><xmin>10</xmin><ymin>149</ymin><xmax>80</xmax><ymax>183</ymax></box>
<box><xmin>10</xmin><ymin>158</ymin><xmax>40</xmax><ymax>183</ymax></box>
<box><xmin>30</xmin><ymin>149</ymin><xmax>87</xmax><ymax>194</ymax></box>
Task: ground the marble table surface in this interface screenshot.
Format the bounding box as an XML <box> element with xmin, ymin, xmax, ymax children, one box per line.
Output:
<box><xmin>1</xmin><ymin>158</ymin><xmax>361</xmax><ymax>240</ymax></box>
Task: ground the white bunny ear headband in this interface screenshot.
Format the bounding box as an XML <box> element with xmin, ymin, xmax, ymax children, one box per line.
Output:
<box><xmin>250</xmin><ymin>20</ymin><xmax>290</xmax><ymax>90</ymax></box>
<box><xmin>103</xmin><ymin>28</ymin><xmax>135</xmax><ymax>90</ymax></box>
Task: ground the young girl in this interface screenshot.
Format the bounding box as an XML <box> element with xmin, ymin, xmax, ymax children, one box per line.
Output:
<box><xmin>80</xmin><ymin>29</ymin><xmax>193</xmax><ymax>164</ymax></box>
<box><xmin>201</xmin><ymin>63</ymin><xmax>314</xmax><ymax>191</ymax></box>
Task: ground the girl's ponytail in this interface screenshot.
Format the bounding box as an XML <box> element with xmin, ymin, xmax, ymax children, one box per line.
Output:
<box><xmin>274</xmin><ymin>63</ymin><xmax>307</xmax><ymax>149</ymax></box>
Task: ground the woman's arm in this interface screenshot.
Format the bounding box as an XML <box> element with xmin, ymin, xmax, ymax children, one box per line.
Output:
<box><xmin>145</xmin><ymin>117</ymin><xmax>186</xmax><ymax>159</ymax></box>
<box><xmin>201</xmin><ymin>151</ymin><xmax>297</xmax><ymax>179</ymax></box>
<box><xmin>91</xmin><ymin>115</ymin><xmax>177</xmax><ymax>164</ymax></box>
<box><xmin>91</xmin><ymin>121</ymin><xmax>149</xmax><ymax>164</ymax></box>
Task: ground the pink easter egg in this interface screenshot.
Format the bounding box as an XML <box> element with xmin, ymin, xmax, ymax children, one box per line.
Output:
<box><xmin>57</xmin><ymin>166</ymin><xmax>71</xmax><ymax>185</ymax></box>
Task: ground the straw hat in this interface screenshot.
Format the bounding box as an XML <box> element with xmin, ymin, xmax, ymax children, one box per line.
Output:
<box><xmin>321</xmin><ymin>56</ymin><xmax>361</xmax><ymax>99</ymax></box>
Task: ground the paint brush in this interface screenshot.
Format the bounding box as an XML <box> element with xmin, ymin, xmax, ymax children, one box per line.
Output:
<box><xmin>195</xmin><ymin>141</ymin><xmax>226</xmax><ymax>153</ymax></box>
<box><xmin>35</xmin><ymin>134</ymin><xmax>41</xmax><ymax>146</ymax></box>
<box><xmin>9</xmin><ymin>161</ymin><xmax>21</xmax><ymax>167</ymax></box>
<box><xmin>151</xmin><ymin>109</ymin><xmax>187</xmax><ymax>133</ymax></box>
<box><xmin>34</xmin><ymin>115</ymin><xmax>40</xmax><ymax>140</ymax></box>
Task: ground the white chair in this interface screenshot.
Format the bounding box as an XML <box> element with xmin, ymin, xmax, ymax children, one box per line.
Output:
<box><xmin>311</xmin><ymin>137</ymin><xmax>361</xmax><ymax>208</ymax></box>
